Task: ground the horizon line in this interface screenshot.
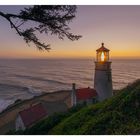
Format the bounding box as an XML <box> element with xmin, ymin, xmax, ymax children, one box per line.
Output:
<box><xmin>0</xmin><ymin>56</ymin><xmax>140</xmax><ymax>60</ymax></box>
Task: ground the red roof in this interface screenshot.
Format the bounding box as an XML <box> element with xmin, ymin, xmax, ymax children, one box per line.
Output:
<box><xmin>96</xmin><ymin>43</ymin><xmax>110</xmax><ymax>52</ymax></box>
<box><xmin>19</xmin><ymin>103</ymin><xmax>47</xmax><ymax>127</ymax></box>
<box><xmin>76</xmin><ymin>88</ymin><xmax>97</xmax><ymax>100</ymax></box>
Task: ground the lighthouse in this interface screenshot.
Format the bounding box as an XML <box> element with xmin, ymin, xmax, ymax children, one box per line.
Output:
<box><xmin>94</xmin><ymin>43</ymin><xmax>113</xmax><ymax>101</ymax></box>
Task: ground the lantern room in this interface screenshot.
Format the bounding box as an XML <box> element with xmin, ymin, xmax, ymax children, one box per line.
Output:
<box><xmin>96</xmin><ymin>43</ymin><xmax>110</xmax><ymax>62</ymax></box>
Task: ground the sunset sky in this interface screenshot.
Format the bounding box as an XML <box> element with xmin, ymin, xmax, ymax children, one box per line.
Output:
<box><xmin>0</xmin><ymin>5</ymin><xmax>140</xmax><ymax>58</ymax></box>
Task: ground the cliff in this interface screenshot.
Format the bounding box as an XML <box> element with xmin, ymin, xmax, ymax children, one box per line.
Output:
<box><xmin>0</xmin><ymin>90</ymin><xmax>71</xmax><ymax>134</ymax></box>
<box><xmin>9</xmin><ymin>79</ymin><xmax>140</xmax><ymax>135</ymax></box>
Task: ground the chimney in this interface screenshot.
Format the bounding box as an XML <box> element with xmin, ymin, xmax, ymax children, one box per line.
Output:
<box><xmin>71</xmin><ymin>83</ymin><xmax>77</xmax><ymax>107</ymax></box>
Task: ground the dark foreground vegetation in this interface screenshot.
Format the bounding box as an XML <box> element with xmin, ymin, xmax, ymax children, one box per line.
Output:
<box><xmin>8</xmin><ymin>79</ymin><xmax>140</xmax><ymax>135</ymax></box>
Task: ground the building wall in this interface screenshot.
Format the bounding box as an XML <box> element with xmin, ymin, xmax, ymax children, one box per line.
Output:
<box><xmin>71</xmin><ymin>83</ymin><xmax>77</xmax><ymax>107</ymax></box>
<box><xmin>77</xmin><ymin>98</ymin><xmax>94</xmax><ymax>105</ymax></box>
<box><xmin>86</xmin><ymin>99</ymin><xmax>94</xmax><ymax>104</ymax></box>
<box><xmin>94</xmin><ymin>62</ymin><xmax>113</xmax><ymax>101</ymax></box>
<box><xmin>15</xmin><ymin>115</ymin><xmax>25</xmax><ymax>131</ymax></box>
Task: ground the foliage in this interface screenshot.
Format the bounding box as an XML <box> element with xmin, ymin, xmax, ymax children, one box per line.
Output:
<box><xmin>0</xmin><ymin>6</ymin><xmax>82</xmax><ymax>50</ymax></box>
<box><xmin>49</xmin><ymin>79</ymin><xmax>140</xmax><ymax>135</ymax></box>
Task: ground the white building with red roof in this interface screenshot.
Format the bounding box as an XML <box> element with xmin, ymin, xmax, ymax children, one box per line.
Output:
<box><xmin>71</xmin><ymin>83</ymin><xmax>97</xmax><ymax>107</ymax></box>
<box><xmin>15</xmin><ymin>103</ymin><xmax>47</xmax><ymax>131</ymax></box>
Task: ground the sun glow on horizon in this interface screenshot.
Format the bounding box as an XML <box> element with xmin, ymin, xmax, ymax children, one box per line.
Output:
<box><xmin>0</xmin><ymin>46</ymin><xmax>139</xmax><ymax>59</ymax></box>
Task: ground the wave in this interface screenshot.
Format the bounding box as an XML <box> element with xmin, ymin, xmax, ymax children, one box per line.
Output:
<box><xmin>0</xmin><ymin>83</ymin><xmax>28</xmax><ymax>91</ymax></box>
<box><xmin>113</xmin><ymin>81</ymin><xmax>129</xmax><ymax>84</ymax></box>
<box><xmin>27</xmin><ymin>86</ymin><xmax>42</xmax><ymax>96</ymax></box>
<box><xmin>0</xmin><ymin>83</ymin><xmax>44</xmax><ymax>112</ymax></box>
<box><xmin>0</xmin><ymin>82</ymin><xmax>43</xmax><ymax>97</ymax></box>
<box><xmin>0</xmin><ymin>99</ymin><xmax>15</xmax><ymax>113</ymax></box>
<box><xmin>14</xmin><ymin>74</ymin><xmax>68</xmax><ymax>85</ymax></box>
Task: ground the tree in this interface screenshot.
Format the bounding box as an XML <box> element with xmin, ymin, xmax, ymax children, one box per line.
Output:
<box><xmin>0</xmin><ymin>5</ymin><xmax>82</xmax><ymax>51</ymax></box>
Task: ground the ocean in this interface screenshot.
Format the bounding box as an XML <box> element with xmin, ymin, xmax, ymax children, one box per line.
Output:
<box><xmin>0</xmin><ymin>58</ymin><xmax>139</xmax><ymax>112</ymax></box>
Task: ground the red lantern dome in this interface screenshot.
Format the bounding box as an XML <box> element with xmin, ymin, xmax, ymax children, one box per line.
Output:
<box><xmin>96</xmin><ymin>43</ymin><xmax>110</xmax><ymax>62</ymax></box>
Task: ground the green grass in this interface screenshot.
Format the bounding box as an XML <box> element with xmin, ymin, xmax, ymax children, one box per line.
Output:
<box><xmin>8</xmin><ymin>79</ymin><xmax>140</xmax><ymax>135</ymax></box>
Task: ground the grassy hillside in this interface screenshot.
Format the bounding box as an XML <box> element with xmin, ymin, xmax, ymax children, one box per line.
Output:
<box><xmin>8</xmin><ymin>79</ymin><xmax>140</xmax><ymax>135</ymax></box>
<box><xmin>7</xmin><ymin>104</ymin><xmax>85</xmax><ymax>135</ymax></box>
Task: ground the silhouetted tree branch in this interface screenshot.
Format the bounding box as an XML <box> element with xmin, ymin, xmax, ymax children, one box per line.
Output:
<box><xmin>0</xmin><ymin>5</ymin><xmax>82</xmax><ymax>50</ymax></box>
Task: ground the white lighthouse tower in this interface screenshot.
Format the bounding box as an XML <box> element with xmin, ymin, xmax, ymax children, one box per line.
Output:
<box><xmin>94</xmin><ymin>43</ymin><xmax>113</xmax><ymax>101</ymax></box>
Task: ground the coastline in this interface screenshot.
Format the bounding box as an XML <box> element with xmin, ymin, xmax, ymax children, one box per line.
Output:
<box><xmin>0</xmin><ymin>89</ymin><xmax>71</xmax><ymax>134</ymax></box>
<box><xmin>1</xmin><ymin>88</ymin><xmax>119</xmax><ymax>115</ymax></box>
<box><xmin>0</xmin><ymin>85</ymin><xmax>133</xmax><ymax>134</ymax></box>
<box><xmin>0</xmin><ymin>90</ymin><xmax>71</xmax><ymax>114</ymax></box>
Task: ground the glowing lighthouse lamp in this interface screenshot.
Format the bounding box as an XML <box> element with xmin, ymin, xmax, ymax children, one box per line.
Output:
<box><xmin>101</xmin><ymin>52</ymin><xmax>105</xmax><ymax>62</ymax></box>
<box><xmin>94</xmin><ymin>43</ymin><xmax>113</xmax><ymax>101</ymax></box>
<box><xmin>96</xmin><ymin>43</ymin><xmax>109</xmax><ymax>63</ymax></box>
